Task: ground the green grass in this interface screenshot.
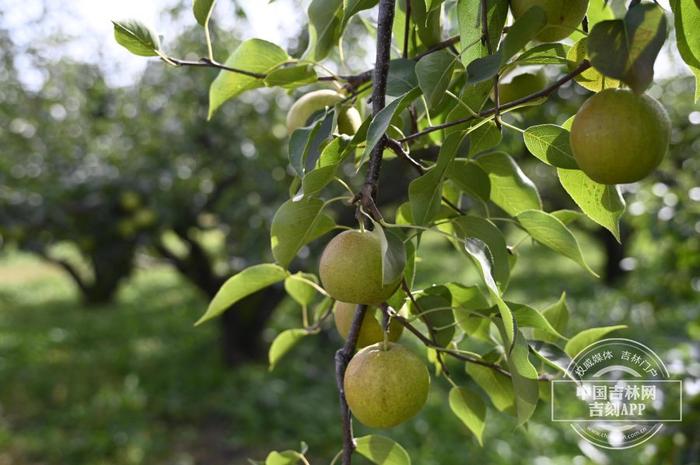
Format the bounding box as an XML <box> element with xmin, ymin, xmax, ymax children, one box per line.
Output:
<box><xmin>0</xmin><ymin>239</ymin><xmax>696</xmax><ymax>465</ymax></box>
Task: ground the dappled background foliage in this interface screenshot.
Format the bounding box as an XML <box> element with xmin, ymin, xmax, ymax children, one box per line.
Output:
<box><xmin>1</xmin><ymin>1</ymin><xmax>699</xmax><ymax>465</ymax></box>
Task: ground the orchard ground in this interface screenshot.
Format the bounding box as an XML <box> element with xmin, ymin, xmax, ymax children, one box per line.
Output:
<box><xmin>1</xmin><ymin>232</ymin><xmax>696</xmax><ymax>465</ymax></box>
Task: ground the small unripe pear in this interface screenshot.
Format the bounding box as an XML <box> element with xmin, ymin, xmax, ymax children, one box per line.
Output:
<box><xmin>287</xmin><ymin>89</ymin><xmax>360</xmax><ymax>136</ymax></box>
<box><xmin>344</xmin><ymin>342</ymin><xmax>430</xmax><ymax>428</ymax></box>
<box><xmin>319</xmin><ymin>230</ymin><xmax>401</xmax><ymax>305</ymax></box>
<box><xmin>570</xmin><ymin>89</ymin><xmax>670</xmax><ymax>184</ymax></box>
<box><xmin>510</xmin><ymin>0</ymin><xmax>588</xmax><ymax>42</ymax></box>
<box><xmin>334</xmin><ymin>302</ymin><xmax>403</xmax><ymax>348</ymax></box>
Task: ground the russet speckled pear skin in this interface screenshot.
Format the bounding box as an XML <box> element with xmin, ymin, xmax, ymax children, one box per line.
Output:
<box><xmin>344</xmin><ymin>342</ymin><xmax>430</xmax><ymax>428</ymax></box>
<box><xmin>319</xmin><ymin>230</ymin><xmax>401</xmax><ymax>305</ymax></box>
<box><xmin>570</xmin><ymin>89</ymin><xmax>670</xmax><ymax>184</ymax></box>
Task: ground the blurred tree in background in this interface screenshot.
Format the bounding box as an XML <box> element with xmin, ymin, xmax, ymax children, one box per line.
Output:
<box><xmin>0</xmin><ymin>22</ymin><xmax>296</xmax><ymax>363</ymax></box>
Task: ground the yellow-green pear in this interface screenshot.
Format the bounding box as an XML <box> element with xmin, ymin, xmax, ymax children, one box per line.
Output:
<box><xmin>344</xmin><ymin>342</ymin><xmax>430</xmax><ymax>428</ymax></box>
<box><xmin>319</xmin><ymin>230</ymin><xmax>402</xmax><ymax>305</ymax></box>
<box><xmin>570</xmin><ymin>89</ymin><xmax>670</xmax><ymax>184</ymax></box>
<box><xmin>286</xmin><ymin>89</ymin><xmax>361</xmax><ymax>136</ymax></box>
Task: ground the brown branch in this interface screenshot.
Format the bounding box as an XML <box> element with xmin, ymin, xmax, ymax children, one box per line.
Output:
<box><xmin>398</xmin><ymin>60</ymin><xmax>592</xmax><ymax>143</ymax></box>
<box><xmin>386</xmin><ymin>304</ymin><xmax>513</xmax><ymax>377</ymax></box>
<box><xmin>163</xmin><ymin>34</ymin><xmax>459</xmax><ymax>92</ymax></box>
<box><xmin>335</xmin><ymin>304</ymin><xmax>368</xmax><ymax>465</ymax></box>
<box><xmin>354</xmin><ymin>0</ymin><xmax>397</xmax><ymax>225</ymax></box>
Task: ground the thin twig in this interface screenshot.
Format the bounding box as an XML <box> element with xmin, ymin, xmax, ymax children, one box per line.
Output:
<box><xmin>398</xmin><ymin>60</ymin><xmax>592</xmax><ymax>143</ymax></box>
<box><xmin>335</xmin><ymin>304</ymin><xmax>368</xmax><ymax>465</ymax></box>
<box><xmin>413</xmin><ymin>35</ymin><xmax>460</xmax><ymax>60</ymax></box>
<box><xmin>401</xmin><ymin>279</ymin><xmax>451</xmax><ymax>376</ymax></box>
<box><xmin>403</xmin><ymin>0</ymin><xmax>411</xmax><ymax>59</ymax></box>
<box><xmin>385</xmin><ymin>139</ymin><xmax>465</xmax><ymax>215</ymax></box>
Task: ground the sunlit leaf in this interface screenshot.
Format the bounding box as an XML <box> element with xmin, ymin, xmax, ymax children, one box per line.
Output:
<box><xmin>197</xmin><ymin>264</ymin><xmax>288</xmax><ymax>325</ymax></box>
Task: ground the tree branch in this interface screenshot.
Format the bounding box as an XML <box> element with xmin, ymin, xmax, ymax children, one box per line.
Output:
<box><xmin>354</xmin><ymin>0</ymin><xmax>397</xmax><ymax>222</ymax></box>
<box><xmin>387</xmin><ymin>306</ymin><xmax>513</xmax><ymax>377</ymax></box>
<box><xmin>398</xmin><ymin>60</ymin><xmax>592</xmax><ymax>143</ymax></box>
<box><xmin>335</xmin><ymin>304</ymin><xmax>368</xmax><ymax>465</ymax></box>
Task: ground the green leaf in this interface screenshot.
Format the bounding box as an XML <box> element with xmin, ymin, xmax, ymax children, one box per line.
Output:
<box><xmin>533</xmin><ymin>292</ymin><xmax>569</xmax><ymax>344</ymax></box>
<box><xmin>302</xmin><ymin>165</ymin><xmax>337</xmax><ymax>195</ymax></box>
<box><xmin>197</xmin><ymin>264</ymin><xmax>288</xmax><ymax>325</ymax></box>
<box><xmin>354</xmin><ymin>435</ymin><xmax>411</xmax><ymax>465</ymax></box>
<box><xmin>386</xmin><ymin>59</ymin><xmax>418</xmax><ymax>96</ymax></box>
<box><xmin>448</xmin><ymin>160</ymin><xmax>491</xmax><ymax>202</ymax></box>
<box><xmin>498</xmin><ymin>6</ymin><xmax>547</xmax><ymax>64</ymax></box>
<box><xmin>343</xmin><ymin>0</ymin><xmax>379</xmax><ymax>24</ymax></box>
<box><xmin>285</xmin><ymin>273</ymin><xmax>319</xmax><ymax>306</ymax></box>
<box><xmin>448</xmin><ymin>387</ymin><xmax>486</xmax><ymax>445</ymax></box>
<box><xmin>458</xmin><ymin>0</ymin><xmax>508</xmax><ymax>67</ymax></box>
<box><xmin>564</xmin><ymin>325</ymin><xmax>627</xmax><ymax>358</ymax></box>
<box><xmin>587</xmin><ymin>3</ymin><xmax>667</xmax><ymax>93</ymax></box>
<box><xmin>289</xmin><ymin>112</ymin><xmax>335</xmax><ymax>176</ymax></box>
<box><xmin>671</xmin><ymin>0</ymin><xmax>700</xmax><ymax>102</ymax></box>
<box><xmin>509</xmin><ymin>302</ymin><xmax>566</xmax><ymax>341</ymax></box>
<box><xmin>476</xmin><ymin>152</ymin><xmax>541</xmax><ymax>216</ymax></box>
<box><xmin>416</xmin><ymin>50</ymin><xmax>456</xmax><ymax>109</ymax></box>
<box><xmin>504</xmin><ymin>329</ymin><xmax>539</xmax><ymax>424</ymax></box>
<box><xmin>369</xmin><ymin>223</ymin><xmax>407</xmax><ymax>286</ymax></box>
<box><xmin>270</xmin><ymin>198</ymin><xmax>336</xmax><ymax>268</ymax></box>
<box><xmin>409</xmin><ymin>132</ymin><xmax>463</xmax><ymax>225</ymax></box>
<box><xmin>447</xmin><ymin>283</ymin><xmax>490</xmax><ymax>338</ymax></box>
<box><xmin>269</xmin><ymin>329</ymin><xmax>309</xmax><ymax>370</ymax></box>
<box><xmin>551</xmin><ymin>209</ymin><xmax>582</xmax><ymax>225</ymax></box>
<box><xmin>265</xmin><ymin>450</ymin><xmax>304</xmax><ymax>465</ymax></box>
<box><xmin>306</xmin><ymin>0</ymin><xmax>343</xmax><ymax>61</ymax></box>
<box><xmin>557</xmin><ymin>168</ymin><xmax>625</xmax><ymax>241</ymax></box>
<box><xmin>208</xmin><ymin>39</ymin><xmax>289</xmax><ymax>118</ymax></box>
<box><xmin>515</xmin><ymin>43</ymin><xmax>570</xmax><ymax>65</ymax></box>
<box><xmin>112</xmin><ymin>19</ymin><xmax>160</xmax><ymax>57</ymax></box>
<box><xmin>264</xmin><ymin>64</ymin><xmax>318</xmax><ymax>88</ymax></box>
<box><xmin>463</xmin><ymin>238</ymin><xmax>514</xmax><ymax>348</ymax></box>
<box><xmin>523</xmin><ymin>125</ymin><xmax>578</xmax><ymax>169</ymax></box>
<box><xmin>193</xmin><ymin>0</ymin><xmax>216</xmax><ymax>26</ymax></box>
<box><xmin>466</xmin><ymin>361</ymin><xmax>514</xmax><ymax>413</ymax></box>
<box><xmin>411</xmin><ymin>286</ymin><xmax>454</xmax><ymax>347</ymax></box>
<box><xmin>467</xmin><ymin>121</ymin><xmax>501</xmax><ymax>157</ymax></box>
<box><xmin>361</xmin><ymin>88</ymin><xmax>421</xmax><ymax>163</ymax></box>
<box><xmin>452</xmin><ymin>216</ymin><xmax>510</xmax><ymax>290</ymax></box>
<box><xmin>466</xmin><ymin>53</ymin><xmax>501</xmax><ymax>83</ymax></box>
<box><xmin>517</xmin><ymin>209</ymin><xmax>598</xmax><ymax>277</ymax></box>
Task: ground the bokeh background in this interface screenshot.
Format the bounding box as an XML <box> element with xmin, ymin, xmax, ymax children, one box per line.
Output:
<box><xmin>0</xmin><ymin>1</ymin><xmax>698</xmax><ymax>464</ymax></box>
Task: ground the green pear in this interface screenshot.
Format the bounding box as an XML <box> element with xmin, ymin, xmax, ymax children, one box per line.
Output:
<box><xmin>344</xmin><ymin>342</ymin><xmax>430</xmax><ymax>428</ymax></box>
<box><xmin>334</xmin><ymin>302</ymin><xmax>403</xmax><ymax>348</ymax></box>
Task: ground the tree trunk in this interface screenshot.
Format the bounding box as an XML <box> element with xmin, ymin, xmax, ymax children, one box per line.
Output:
<box><xmin>595</xmin><ymin>225</ymin><xmax>630</xmax><ymax>286</ymax></box>
<box><xmin>219</xmin><ymin>286</ymin><xmax>286</xmax><ymax>366</ymax></box>
<box><xmin>156</xmin><ymin>233</ymin><xmax>286</xmax><ymax>366</ymax></box>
